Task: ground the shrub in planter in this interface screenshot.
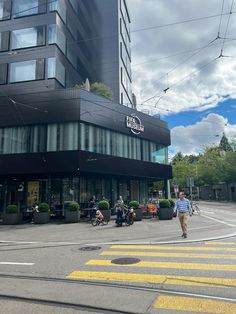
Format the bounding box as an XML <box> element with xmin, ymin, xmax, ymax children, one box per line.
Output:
<box><xmin>158</xmin><ymin>199</ymin><xmax>173</xmax><ymax>220</ymax></box>
<box><xmin>6</xmin><ymin>204</ymin><xmax>18</xmax><ymax>214</ymax></box>
<box><xmin>98</xmin><ymin>200</ymin><xmax>110</xmax><ymax>221</ymax></box>
<box><xmin>34</xmin><ymin>202</ymin><xmax>50</xmax><ymax>224</ymax></box>
<box><xmin>65</xmin><ymin>201</ymin><xmax>80</xmax><ymax>223</ymax></box>
<box><xmin>129</xmin><ymin>200</ymin><xmax>142</xmax><ymax>221</ymax></box>
<box><xmin>3</xmin><ymin>204</ymin><xmax>20</xmax><ymax>224</ymax></box>
<box><xmin>168</xmin><ymin>199</ymin><xmax>175</xmax><ymax>208</ymax></box>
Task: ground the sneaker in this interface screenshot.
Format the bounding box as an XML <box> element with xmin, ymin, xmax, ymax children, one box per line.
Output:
<box><xmin>183</xmin><ymin>234</ymin><xmax>187</xmax><ymax>238</ymax></box>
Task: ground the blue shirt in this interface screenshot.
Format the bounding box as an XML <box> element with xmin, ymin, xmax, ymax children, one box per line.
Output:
<box><xmin>175</xmin><ymin>198</ymin><xmax>192</xmax><ymax>214</ymax></box>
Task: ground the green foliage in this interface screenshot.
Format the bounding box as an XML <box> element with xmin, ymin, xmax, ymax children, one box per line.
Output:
<box><xmin>6</xmin><ymin>204</ymin><xmax>17</xmax><ymax>214</ymax></box>
<box><xmin>219</xmin><ymin>133</ymin><xmax>233</xmax><ymax>152</ymax></box>
<box><xmin>98</xmin><ymin>200</ymin><xmax>110</xmax><ymax>210</ymax></box>
<box><xmin>129</xmin><ymin>200</ymin><xmax>139</xmax><ymax>209</ymax></box>
<box><xmin>159</xmin><ymin>199</ymin><xmax>171</xmax><ymax>208</ymax></box>
<box><xmin>76</xmin><ymin>82</ymin><xmax>113</xmax><ymax>100</ymax></box>
<box><xmin>38</xmin><ymin>202</ymin><xmax>49</xmax><ymax>212</ymax></box>
<box><xmin>65</xmin><ymin>201</ymin><xmax>80</xmax><ymax>212</ymax></box>
<box><xmin>168</xmin><ymin>199</ymin><xmax>175</xmax><ymax>207</ymax></box>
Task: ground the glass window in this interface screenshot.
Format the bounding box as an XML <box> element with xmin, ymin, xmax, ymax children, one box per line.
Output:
<box><xmin>13</xmin><ymin>0</ymin><xmax>46</xmax><ymax>18</ymax></box>
<box><xmin>48</xmin><ymin>24</ymin><xmax>66</xmax><ymax>53</ymax></box>
<box><xmin>0</xmin><ymin>0</ymin><xmax>11</xmax><ymax>20</ymax></box>
<box><xmin>49</xmin><ymin>0</ymin><xmax>66</xmax><ymax>23</ymax></box>
<box><xmin>11</xmin><ymin>26</ymin><xmax>45</xmax><ymax>50</ymax></box>
<box><xmin>0</xmin><ymin>31</ymin><xmax>9</xmax><ymax>51</ymax></box>
<box><xmin>9</xmin><ymin>59</ymin><xmax>44</xmax><ymax>83</ymax></box>
<box><xmin>47</xmin><ymin>57</ymin><xmax>65</xmax><ymax>86</ymax></box>
<box><xmin>0</xmin><ymin>63</ymin><xmax>7</xmax><ymax>84</ymax></box>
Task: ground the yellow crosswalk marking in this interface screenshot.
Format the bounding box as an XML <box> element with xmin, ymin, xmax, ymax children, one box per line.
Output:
<box><xmin>205</xmin><ymin>241</ymin><xmax>236</xmax><ymax>246</ymax></box>
<box><xmin>101</xmin><ymin>250</ymin><xmax>236</xmax><ymax>260</ymax></box>
<box><xmin>67</xmin><ymin>270</ymin><xmax>236</xmax><ymax>288</ymax></box>
<box><xmin>111</xmin><ymin>244</ymin><xmax>236</xmax><ymax>252</ymax></box>
<box><xmin>86</xmin><ymin>259</ymin><xmax>236</xmax><ymax>272</ymax></box>
<box><xmin>154</xmin><ymin>295</ymin><xmax>236</xmax><ymax>313</ymax></box>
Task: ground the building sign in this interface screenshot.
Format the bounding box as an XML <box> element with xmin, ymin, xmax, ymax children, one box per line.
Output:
<box><xmin>126</xmin><ymin>114</ymin><xmax>144</xmax><ymax>135</ymax></box>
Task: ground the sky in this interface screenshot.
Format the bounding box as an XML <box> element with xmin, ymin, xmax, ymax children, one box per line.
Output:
<box><xmin>128</xmin><ymin>0</ymin><xmax>236</xmax><ymax>156</ymax></box>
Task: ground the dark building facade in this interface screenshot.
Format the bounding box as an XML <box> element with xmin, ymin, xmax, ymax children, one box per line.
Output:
<box><xmin>0</xmin><ymin>89</ymin><xmax>172</xmax><ymax>211</ymax></box>
<box><xmin>0</xmin><ymin>0</ymin><xmax>132</xmax><ymax>106</ymax></box>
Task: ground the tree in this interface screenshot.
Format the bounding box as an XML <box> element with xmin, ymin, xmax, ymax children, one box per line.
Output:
<box><xmin>75</xmin><ymin>82</ymin><xmax>113</xmax><ymax>100</ymax></box>
<box><xmin>219</xmin><ymin>133</ymin><xmax>233</xmax><ymax>152</ymax></box>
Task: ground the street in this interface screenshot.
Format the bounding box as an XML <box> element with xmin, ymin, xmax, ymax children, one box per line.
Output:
<box><xmin>0</xmin><ymin>201</ymin><xmax>236</xmax><ymax>313</ymax></box>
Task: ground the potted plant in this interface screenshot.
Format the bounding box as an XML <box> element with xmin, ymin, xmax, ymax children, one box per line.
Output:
<box><xmin>158</xmin><ymin>199</ymin><xmax>173</xmax><ymax>220</ymax></box>
<box><xmin>129</xmin><ymin>200</ymin><xmax>142</xmax><ymax>221</ymax></box>
<box><xmin>3</xmin><ymin>204</ymin><xmax>21</xmax><ymax>225</ymax></box>
<box><xmin>98</xmin><ymin>200</ymin><xmax>111</xmax><ymax>221</ymax></box>
<box><xmin>64</xmin><ymin>201</ymin><xmax>80</xmax><ymax>223</ymax></box>
<box><xmin>33</xmin><ymin>202</ymin><xmax>50</xmax><ymax>224</ymax></box>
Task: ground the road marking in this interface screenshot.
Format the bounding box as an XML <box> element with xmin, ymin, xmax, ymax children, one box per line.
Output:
<box><xmin>86</xmin><ymin>259</ymin><xmax>236</xmax><ymax>272</ymax></box>
<box><xmin>0</xmin><ymin>262</ymin><xmax>34</xmax><ymax>266</ymax></box>
<box><xmin>101</xmin><ymin>250</ymin><xmax>236</xmax><ymax>260</ymax></box>
<box><xmin>67</xmin><ymin>270</ymin><xmax>236</xmax><ymax>288</ymax></box>
<box><xmin>201</xmin><ymin>214</ymin><xmax>236</xmax><ymax>227</ymax></box>
<box><xmin>205</xmin><ymin>241</ymin><xmax>236</xmax><ymax>246</ymax></box>
<box><xmin>110</xmin><ymin>245</ymin><xmax>236</xmax><ymax>252</ymax></box>
<box><xmin>154</xmin><ymin>295</ymin><xmax>236</xmax><ymax>313</ymax></box>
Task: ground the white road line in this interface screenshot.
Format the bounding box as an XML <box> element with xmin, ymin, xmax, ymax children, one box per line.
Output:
<box><xmin>0</xmin><ymin>262</ymin><xmax>34</xmax><ymax>266</ymax></box>
<box><xmin>200</xmin><ymin>214</ymin><xmax>236</xmax><ymax>227</ymax></box>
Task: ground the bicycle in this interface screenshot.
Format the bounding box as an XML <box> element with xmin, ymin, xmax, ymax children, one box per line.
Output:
<box><xmin>91</xmin><ymin>216</ymin><xmax>108</xmax><ymax>226</ymax></box>
<box><xmin>192</xmin><ymin>202</ymin><xmax>200</xmax><ymax>215</ymax></box>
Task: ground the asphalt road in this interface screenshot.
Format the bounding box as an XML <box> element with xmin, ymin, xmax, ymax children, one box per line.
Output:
<box><xmin>0</xmin><ymin>201</ymin><xmax>236</xmax><ymax>313</ymax></box>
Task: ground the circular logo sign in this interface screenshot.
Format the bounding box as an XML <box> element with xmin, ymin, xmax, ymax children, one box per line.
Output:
<box><xmin>126</xmin><ymin>114</ymin><xmax>144</xmax><ymax>135</ymax></box>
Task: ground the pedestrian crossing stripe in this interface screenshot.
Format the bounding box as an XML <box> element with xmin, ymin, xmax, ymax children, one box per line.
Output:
<box><xmin>154</xmin><ymin>295</ymin><xmax>236</xmax><ymax>313</ymax></box>
<box><xmin>101</xmin><ymin>250</ymin><xmax>236</xmax><ymax>260</ymax></box>
<box><xmin>205</xmin><ymin>241</ymin><xmax>236</xmax><ymax>246</ymax></box>
<box><xmin>66</xmin><ymin>270</ymin><xmax>236</xmax><ymax>288</ymax></box>
<box><xmin>86</xmin><ymin>259</ymin><xmax>236</xmax><ymax>272</ymax></box>
<box><xmin>110</xmin><ymin>244</ymin><xmax>236</xmax><ymax>252</ymax></box>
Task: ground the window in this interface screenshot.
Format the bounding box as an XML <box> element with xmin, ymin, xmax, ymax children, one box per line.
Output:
<box><xmin>49</xmin><ymin>0</ymin><xmax>66</xmax><ymax>23</ymax></box>
<box><xmin>0</xmin><ymin>31</ymin><xmax>9</xmax><ymax>51</ymax></box>
<box><xmin>11</xmin><ymin>26</ymin><xmax>45</xmax><ymax>50</ymax></box>
<box><xmin>9</xmin><ymin>59</ymin><xmax>44</xmax><ymax>83</ymax></box>
<box><xmin>47</xmin><ymin>57</ymin><xmax>65</xmax><ymax>86</ymax></box>
<box><xmin>13</xmin><ymin>0</ymin><xmax>46</xmax><ymax>18</ymax></box>
<box><xmin>0</xmin><ymin>0</ymin><xmax>11</xmax><ymax>20</ymax></box>
<box><xmin>0</xmin><ymin>63</ymin><xmax>7</xmax><ymax>84</ymax></box>
<box><xmin>48</xmin><ymin>24</ymin><xmax>66</xmax><ymax>53</ymax></box>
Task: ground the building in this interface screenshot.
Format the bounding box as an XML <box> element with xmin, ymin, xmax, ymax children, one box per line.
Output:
<box><xmin>0</xmin><ymin>0</ymin><xmax>132</xmax><ymax>106</ymax></box>
<box><xmin>0</xmin><ymin>0</ymin><xmax>172</xmax><ymax>212</ymax></box>
<box><xmin>0</xmin><ymin>89</ymin><xmax>172</xmax><ymax>211</ymax></box>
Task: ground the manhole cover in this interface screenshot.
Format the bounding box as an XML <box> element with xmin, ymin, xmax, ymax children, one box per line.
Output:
<box><xmin>111</xmin><ymin>257</ymin><xmax>140</xmax><ymax>265</ymax></box>
<box><xmin>79</xmin><ymin>246</ymin><xmax>101</xmax><ymax>251</ymax></box>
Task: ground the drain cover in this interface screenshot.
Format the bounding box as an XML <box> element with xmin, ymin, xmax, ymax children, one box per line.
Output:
<box><xmin>111</xmin><ymin>257</ymin><xmax>140</xmax><ymax>265</ymax></box>
<box><xmin>79</xmin><ymin>246</ymin><xmax>101</xmax><ymax>251</ymax></box>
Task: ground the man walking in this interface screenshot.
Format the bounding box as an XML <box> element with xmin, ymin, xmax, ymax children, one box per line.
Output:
<box><xmin>175</xmin><ymin>192</ymin><xmax>192</xmax><ymax>238</ymax></box>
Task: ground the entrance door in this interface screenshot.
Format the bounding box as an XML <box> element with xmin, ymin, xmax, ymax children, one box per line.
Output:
<box><xmin>27</xmin><ymin>181</ymin><xmax>39</xmax><ymax>207</ymax></box>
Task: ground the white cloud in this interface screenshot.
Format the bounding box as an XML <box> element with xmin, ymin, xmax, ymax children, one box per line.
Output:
<box><xmin>129</xmin><ymin>0</ymin><xmax>236</xmax><ymax>115</ymax></box>
<box><xmin>170</xmin><ymin>113</ymin><xmax>236</xmax><ymax>155</ymax></box>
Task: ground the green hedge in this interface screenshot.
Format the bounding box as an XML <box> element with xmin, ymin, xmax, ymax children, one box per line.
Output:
<box><xmin>159</xmin><ymin>199</ymin><xmax>171</xmax><ymax>208</ymax></box>
<box><xmin>98</xmin><ymin>200</ymin><xmax>110</xmax><ymax>210</ymax></box>
<box><xmin>38</xmin><ymin>202</ymin><xmax>49</xmax><ymax>212</ymax></box>
<box><xmin>168</xmin><ymin>199</ymin><xmax>175</xmax><ymax>207</ymax></box>
<box><xmin>66</xmin><ymin>201</ymin><xmax>80</xmax><ymax>211</ymax></box>
<box><xmin>129</xmin><ymin>200</ymin><xmax>139</xmax><ymax>209</ymax></box>
<box><xmin>6</xmin><ymin>204</ymin><xmax>18</xmax><ymax>214</ymax></box>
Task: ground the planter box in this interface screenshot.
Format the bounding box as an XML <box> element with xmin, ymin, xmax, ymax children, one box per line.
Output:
<box><xmin>3</xmin><ymin>213</ymin><xmax>21</xmax><ymax>225</ymax></box>
<box><xmin>33</xmin><ymin>212</ymin><xmax>50</xmax><ymax>224</ymax></box>
<box><xmin>134</xmin><ymin>207</ymin><xmax>143</xmax><ymax>221</ymax></box>
<box><xmin>65</xmin><ymin>211</ymin><xmax>80</xmax><ymax>223</ymax></box>
<box><xmin>158</xmin><ymin>207</ymin><xmax>173</xmax><ymax>220</ymax></box>
<box><xmin>100</xmin><ymin>209</ymin><xmax>111</xmax><ymax>222</ymax></box>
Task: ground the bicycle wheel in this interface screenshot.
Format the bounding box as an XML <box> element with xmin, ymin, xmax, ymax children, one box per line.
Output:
<box><xmin>102</xmin><ymin>219</ymin><xmax>108</xmax><ymax>225</ymax></box>
<box><xmin>91</xmin><ymin>219</ymin><xmax>98</xmax><ymax>226</ymax></box>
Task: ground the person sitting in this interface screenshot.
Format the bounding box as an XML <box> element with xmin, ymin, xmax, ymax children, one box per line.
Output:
<box><xmin>96</xmin><ymin>210</ymin><xmax>104</xmax><ymax>222</ymax></box>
